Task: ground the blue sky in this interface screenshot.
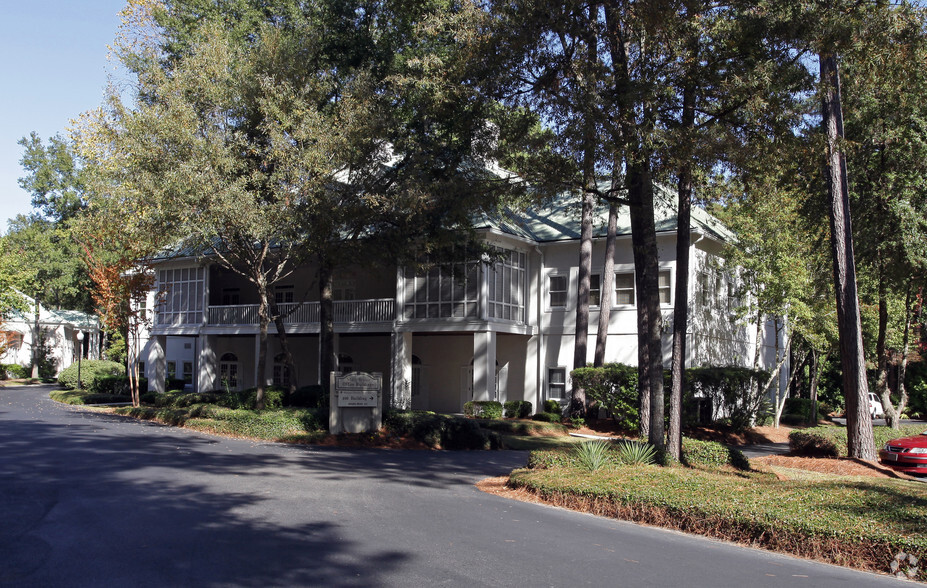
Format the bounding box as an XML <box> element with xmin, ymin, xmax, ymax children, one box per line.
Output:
<box><xmin>1</xmin><ymin>1</ymin><xmax>127</xmax><ymax>232</ymax></box>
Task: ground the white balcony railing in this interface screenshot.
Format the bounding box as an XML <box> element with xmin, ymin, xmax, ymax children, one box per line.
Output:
<box><xmin>205</xmin><ymin>299</ymin><xmax>395</xmax><ymax>326</ymax></box>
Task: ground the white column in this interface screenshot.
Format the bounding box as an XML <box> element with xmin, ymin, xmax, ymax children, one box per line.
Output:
<box><xmin>197</xmin><ymin>334</ymin><xmax>216</xmax><ymax>393</ymax></box>
<box><xmin>149</xmin><ymin>335</ymin><xmax>167</xmax><ymax>393</ymax></box>
<box><xmin>390</xmin><ymin>330</ymin><xmax>413</xmax><ymax>409</ymax></box>
<box><xmin>472</xmin><ymin>331</ymin><xmax>496</xmax><ymax>402</ymax></box>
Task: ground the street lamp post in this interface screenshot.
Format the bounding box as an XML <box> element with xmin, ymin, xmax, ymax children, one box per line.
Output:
<box><xmin>76</xmin><ymin>331</ymin><xmax>84</xmax><ymax>390</ymax></box>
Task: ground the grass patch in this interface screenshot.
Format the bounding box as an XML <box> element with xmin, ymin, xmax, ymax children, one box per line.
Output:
<box><xmin>500</xmin><ymin>435</ymin><xmax>581</xmax><ymax>451</ymax></box>
<box><xmin>509</xmin><ymin>452</ymin><xmax>927</xmax><ymax>579</ymax></box>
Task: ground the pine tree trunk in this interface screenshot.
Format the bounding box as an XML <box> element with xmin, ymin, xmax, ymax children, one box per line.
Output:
<box><xmin>668</xmin><ymin>158</ymin><xmax>692</xmax><ymax>461</ymax></box>
<box><xmin>571</xmin><ymin>183</ymin><xmax>595</xmax><ymax>419</ymax></box>
<box><xmin>819</xmin><ymin>50</ymin><xmax>875</xmax><ymax>461</ymax></box>
<box><xmin>628</xmin><ymin>160</ymin><xmax>664</xmax><ymax>449</ymax></box>
<box><xmin>594</xmin><ymin>200</ymin><xmax>618</xmax><ymax>367</ymax></box>
<box><xmin>809</xmin><ymin>348</ymin><xmax>820</xmax><ymax>425</ymax></box>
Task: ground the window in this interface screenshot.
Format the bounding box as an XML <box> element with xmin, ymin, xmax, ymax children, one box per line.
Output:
<box><xmin>614</xmin><ymin>272</ymin><xmax>635</xmax><ymax>305</ymax></box>
<box><xmin>167</xmin><ymin>361</ymin><xmax>176</xmax><ymax>379</ymax></box>
<box><xmin>157</xmin><ymin>267</ymin><xmax>206</xmax><ymax>325</ymax></box>
<box><xmin>487</xmin><ymin>250</ymin><xmax>527</xmax><ymax>322</ymax></box>
<box><xmin>334</xmin><ymin>280</ymin><xmax>356</xmax><ymax>301</ymax></box>
<box><xmin>273</xmin><ymin>353</ymin><xmax>292</xmax><ymax>387</ymax></box>
<box><xmin>219</xmin><ymin>352</ymin><xmax>239</xmax><ymax>390</ymax></box>
<box><xmin>548</xmin><ymin>367</ymin><xmax>566</xmax><ymax>399</ymax></box>
<box><xmin>182</xmin><ymin>361</ymin><xmax>193</xmax><ymax>384</ymax></box>
<box><xmin>136</xmin><ymin>361</ymin><xmax>145</xmax><ymax>377</ymax></box>
<box><xmin>221</xmin><ymin>288</ymin><xmax>240</xmax><ymax>305</ymax></box>
<box><xmin>404</xmin><ymin>262</ymin><xmax>479</xmax><ymax>320</ymax></box>
<box><xmin>589</xmin><ymin>274</ymin><xmax>601</xmax><ymax>307</ymax></box>
<box><xmin>549</xmin><ymin>275</ymin><xmax>567</xmax><ymax>309</ymax></box>
<box><xmin>274</xmin><ymin>285</ymin><xmax>294</xmax><ymax>304</ymax></box>
<box><xmin>659</xmin><ymin>270</ymin><xmax>672</xmax><ymax>305</ymax></box>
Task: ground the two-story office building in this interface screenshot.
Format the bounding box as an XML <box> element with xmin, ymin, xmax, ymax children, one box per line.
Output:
<box><xmin>138</xmin><ymin>194</ymin><xmax>785</xmax><ymax>412</ymax></box>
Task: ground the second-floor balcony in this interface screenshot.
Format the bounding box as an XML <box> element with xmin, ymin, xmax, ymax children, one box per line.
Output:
<box><xmin>206</xmin><ymin>299</ymin><xmax>395</xmax><ymax>326</ymax></box>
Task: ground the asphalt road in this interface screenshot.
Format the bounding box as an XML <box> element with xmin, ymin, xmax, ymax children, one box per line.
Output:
<box><xmin>0</xmin><ymin>385</ymin><xmax>903</xmax><ymax>587</ymax></box>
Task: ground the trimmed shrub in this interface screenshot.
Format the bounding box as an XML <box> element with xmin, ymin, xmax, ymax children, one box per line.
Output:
<box><xmin>463</xmin><ymin>400</ymin><xmax>503</xmax><ymax>419</ymax></box>
<box><xmin>58</xmin><ymin>360</ymin><xmax>125</xmax><ymax>390</ymax></box>
<box><xmin>2</xmin><ymin>364</ymin><xmax>29</xmax><ymax>379</ymax></box>
<box><xmin>532</xmin><ymin>412</ymin><xmax>562</xmax><ymax>423</ymax></box>
<box><xmin>504</xmin><ymin>400</ymin><xmax>533</xmax><ymax>419</ymax></box>
<box><xmin>681</xmin><ymin>437</ymin><xmax>750</xmax><ymax>470</ymax></box>
<box><xmin>571</xmin><ymin>363</ymin><xmax>639</xmax><ymax>430</ymax></box>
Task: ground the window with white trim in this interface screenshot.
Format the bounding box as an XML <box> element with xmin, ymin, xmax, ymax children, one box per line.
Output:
<box><xmin>157</xmin><ymin>267</ymin><xmax>206</xmax><ymax>325</ymax></box>
<box><xmin>614</xmin><ymin>272</ymin><xmax>635</xmax><ymax>305</ymax></box>
<box><xmin>548</xmin><ymin>275</ymin><xmax>567</xmax><ymax>309</ymax></box>
<box><xmin>548</xmin><ymin>367</ymin><xmax>567</xmax><ymax>399</ymax></box>
<box><xmin>589</xmin><ymin>274</ymin><xmax>601</xmax><ymax>307</ymax></box>
<box><xmin>658</xmin><ymin>270</ymin><xmax>672</xmax><ymax>305</ymax></box>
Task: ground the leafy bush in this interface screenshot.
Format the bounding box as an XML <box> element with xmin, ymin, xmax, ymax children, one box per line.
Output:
<box><xmin>89</xmin><ymin>375</ymin><xmax>148</xmax><ymax>396</ymax></box>
<box><xmin>543</xmin><ymin>399</ymin><xmax>564</xmax><ymax>414</ymax></box>
<box><xmin>685</xmin><ymin>366</ymin><xmax>769</xmax><ymax>432</ymax></box>
<box><xmin>681</xmin><ymin>437</ymin><xmax>750</xmax><ymax>470</ymax></box>
<box><xmin>574</xmin><ymin>440</ymin><xmax>612</xmax><ymax>471</ymax></box>
<box><xmin>58</xmin><ymin>360</ymin><xmax>125</xmax><ymax>390</ymax></box>
<box><xmin>504</xmin><ymin>400</ymin><xmax>533</xmax><ymax>419</ymax></box>
<box><xmin>789</xmin><ymin>429</ymin><xmax>840</xmax><ymax>457</ymax></box>
<box><xmin>165</xmin><ymin>377</ymin><xmax>187</xmax><ymax>392</ymax></box>
<box><xmin>463</xmin><ymin>400</ymin><xmax>503</xmax><ymax>419</ymax></box>
<box><xmin>283</xmin><ymin>384</ymin><xmax>327</xmax><ymax>408</ymax></box>
<box><xmin>571</xmin><ymin>364</ymin><xmax>639</xmax><ymax>430</ymax></box>
<box><xmin>532</xmin><ymin>412</ymin><xmax>562</xmax><ymax>423</ymax></box>
<box><xmin>218</xmin><ymin>386</ymin><xmax>284</xmax><ymax>410</ymax></box>
<box><xmin>383</xmin><ymin>410</ymin><xmax>498</xmax><ymax>450</ymax></box>
<box><xmin>2</xmin><ymin>364</ymin><xmax>29</xmax><ymax>379</ymax></box>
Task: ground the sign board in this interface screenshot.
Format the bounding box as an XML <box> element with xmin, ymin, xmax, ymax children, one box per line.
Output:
<box><xmin>330</xmin><ymin>371</ymin><xmax>382</xmax><ymax>434</ymax></box>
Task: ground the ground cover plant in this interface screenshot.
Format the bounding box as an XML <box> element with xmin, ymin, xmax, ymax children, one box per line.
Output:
<box><xmin>790</xmin><ymin>424</ymin><xmax>926</xmax><ymax>457</ymax></box>
<box><xmin>509</xmin><ymin>443</ymin><xmax>927</xmax><ymax>580</ymax></box>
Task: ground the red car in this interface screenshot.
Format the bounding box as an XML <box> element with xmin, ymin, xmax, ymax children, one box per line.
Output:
<box><xmin>879</xmin><ymin>431</ymin><xmax>927</xmax><ymax>475</ymax></box>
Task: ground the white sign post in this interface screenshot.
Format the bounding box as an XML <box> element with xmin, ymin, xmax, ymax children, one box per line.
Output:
<box><xmin>329</xmin><ymin>371</ymin><xmax>382</xmax><ymax>434</ymax></box>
